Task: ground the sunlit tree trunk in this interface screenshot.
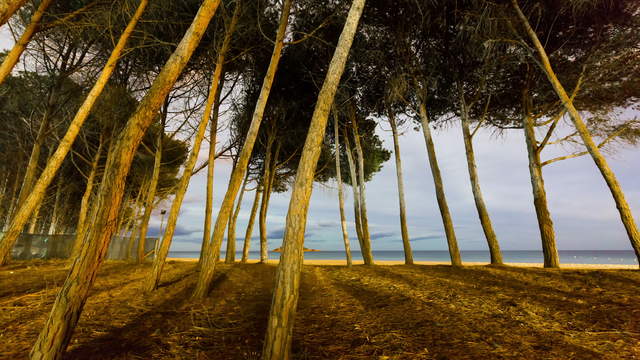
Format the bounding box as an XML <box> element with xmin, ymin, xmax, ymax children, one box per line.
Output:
<box><xmin>242</xmin><ymin>186</ymin><xmax>262</xmax><ymax>263</ymax></box>
<box><xmin>0</xmin><ymin>0</ymin><xmax>54</xmax><ymax>85</ymax></box>
<box><xmin>332</xmin><ymin>111</ymin><xmax>352</xmax><ymax>266</ymax></box>
<box><xmin>146</xmin><ymin>2</ymin><xmax>234</xmax><ymax>291</ymax></box>
<box><xmin>388</xmin><ymin>111</ymin><xmax>413</xmax><ymax>264</ymax></box>
<box><xmin>226</xmin><ymin>170</ymin><xmax>248</xmax><ymax>264</ymax></box>
<box><xmin>261</xmin><ymin>1</ymin><xmax>365</xmax><ymax>357</ymax></box>
<box><xmin>199</xmin><ymin>75</ymin><xmax>224</xmax><ymax>265</ymax></box>
<box><xmin>0</xmin><ymin>0</ymin><xmax>148</xmax><ymax>267</ymax></box>
<box><xmin>137</xmin><ymin>127</ymin><xmax>163</xmax><ymax>263</ymax></box>
<box><xmin>29</xmin><ymin>2</ymin><xmax>220</xmax><ymax>357</ymax></box>
<box><xmin>522</xmin><ymin>91</ymin><xmax>559</xmax><ymax>268</ymax></box>
<box><xmin>0</xmin><ymin>0</ymin><xmax>28</xmax><ymax>27</ymax></box>
<box><xmin>512</xmin><ymin>0</ymin><xmax>640</xmax><ymax>266</ymax></box>
<box><xmin>418</xmin><ymin>102</ymin><xmax>461</xmax><ymax>266</ymax></box>
<box><xmin>194</xmin><ymin>0</ymin><xmax>293</xmax><ymax>299</ymax></box>
<box><xmin>28</xmin><ymin>199</ymin><xmax>42</xmax><ymax>234</ymax></box>
<box><xmin>458</xmin><ymin>91</ymin><xmax>502</xmax><ymax>265</ymax></box>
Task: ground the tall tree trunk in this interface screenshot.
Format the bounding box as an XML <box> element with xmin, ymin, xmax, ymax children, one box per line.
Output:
<box><xmin>259</xmin><ymin>138</ymin><xmax>275</xmax><ymax>263</ymax></box>
<box><xmin>349</xmin><ymin>123</ymin><xmax>375</xmax><ymax>264</ymax></box>
<box><xmin>344</xmin><ymin>133</ymin><xmax>367</xmax><ymax>260</ymax></box>
<box><xmin>48</xmin><ymin>177</ymin><xmax>64</xmax><ymax>235</ymax></box>
<box><xmin>388</xmin><ymin>111</ymin><xmax>413</xmax><ymax>265</ymax></box>
<box><xmin>0</xmin><ymin>0</ymin><xmax>28</xmax><ymax>27</ymax></box>
<box><xmin>458</xmin><ymin>91</ymin><xmax>503</xmax><ymax>265</ymax></box>
<box><xmin>199</xmin><ymin>75</ymin><xmax>224</xmax><ymax>265</ymax></box>
<box><xmin>2</xmin><ymin>167</ymin><xmax>20</xmax><ymax>231</ymax></box>
<box><xmin>512</xmin><ymin>0</ymin><xmax>640</xmax><ymax>266</ymax></box>
<box><xmin>226</xmin><ymin>171</ymin><xmax>248</xmax><ymax>264</ymax></box>
<box><xmin>29</xmin><ymin>2</ymin><xmax>221</xmax><ymax>358</ymax></box>
<box><xmin>241</xmin><ymin>186</ymin><xmax>262</xmax><ymax>263</ymax></box>
<box><xmin>72</xmin><ymin>141</ymin><xmax>103</xmax><ymax>256</ymax></box>
<box><xmin>261</xmin><ymin>0</ymin><xmax>365</xmax><ymax>357</ymax></box>
<box><xmin>194</xmin><ymin>0</ymin><xmax>292</xmax><ymax>299</ymax></box>
<box><xmin>332</xmin><ymin>111</ymin><xmax>352</xmax><ymax>266</ymax></box>
<box><xmin>0</xmin><ymin>0</ymin><xmax>148</xmax><ymax>267</ymax></box>
<box><xmin>145</xmin><ymin>2</ymin><xmax>234</xmax><ymax>292</ymax></box>
<box><xmin>137</xmin><ymin>128</ymin><xmax>163</xmax><ymax>263</ymax></box>
<box><xmin>28</xmin><ymin>199</ymin><xmax>42</xmax><ymax>234</ymax></box>
<box><xmin>0</xmin><ymin>0</ymin><xmax>54</xmax><ymax>85</ymax></box>
<box><xmin>351</xmin><ymin>119</ymin><xmax>374</xmax><ymax>254</ymax></box>
<box><xmin>418</xmin><ymin>102</ymin><xmax>461</xmax><ymax>266</ymax></box>
<box><xmin>522</xmin><ymin>91</ymin><xmax>560</xmax><ymax>268</ymax></box>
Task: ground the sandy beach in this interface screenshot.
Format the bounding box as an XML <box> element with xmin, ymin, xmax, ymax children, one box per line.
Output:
<box><xmin>167</xmin><ymin>257</ymin><xmax>639</xmax><ymax>269</ymax></box>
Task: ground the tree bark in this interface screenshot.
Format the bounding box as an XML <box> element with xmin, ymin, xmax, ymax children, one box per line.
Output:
<box><xmin>226</xmin><ymin>170</ymin><xmax>248</xmax><ymax>264</ymax></box>
<box><xmin>48</xmin><ymin>176</ymin><xmax>64</xmax><ymax>235</ymax></box>
<box><xmin>194</xmin><ymin>0</ymin><xmax>292</xmax><ymax>299</ymax></box>
<box><xmin>388</xmin><ymin>111</ymin><xmax>413</xmax><ymax>264</ymax></box>
<box><xmin>29</xmin><ymin>2</ymin><xmax>220</xmax><ymax>358</ymax></box>
<box><xmin>241</xmin><ymin>186</ymin><xmax>262</xmax><ymax>263</ymax></box>
<box><xmin>0</xmin><ymin>0</ymin><xmax>148</xmax><ymax>266</ymax></box>
<box><xmin>145</xmin><ymin>2</ymin><xmax>234</xmax><ymax>291</ymax></box>
<box><xmin>522</xmin><ymin>91</ymin><xmax>560</xmax><ymax>268</ymax></box>
<box><xmin>0</xmin><ymin>0</ymin><xmax>28</xmax><ymax>27</ymax></box>
<box><xmin>199</xmin><ymin>75</ymin><xmax>224</xmax><ymax>265</ymax></box>
<box><xmin>458</xmin><ymin>91</ymin><xmax>503</xmax><ymax>265</ymax></box>
<box><xmin>418</xmin><ymin>102</ymin><xmax>461</xmax><ymax>266</ymax></box>
<box><xmin>344</xmin><ymin>133</ymin><xmax>368</xmax><ymax>260</ymax></box>
<box><xmin>351</xmin><ymin>118</ymin><xmax>376</xmax><ymax>261</ymax></box>
<box><xmin>261</xmin><ymin>0</ymin><xmax>365</xmax><ymax>357</ymax></box>
<box><xmin>332</xmin><ymin>111</ymin><xmax>352</xmax><ymax>266</ymax></box>
<box><xmin>512</xmin><ymin>0</ymin><xmax>640</xmax><ymax>266</ymax></box>
<box><xmin>0</xmin><ymin>0</ymin><xmax>54</xmax><ymax>85</ymax></box>
<box><xmin>137</xmin><ymin>129</ymin><xmax>163</xmax><ymax>263</ymax></box>
<box><xmin>259</xmin><ymin>137</ymin><xmax>275</xmax><ymax>263</ymax></box>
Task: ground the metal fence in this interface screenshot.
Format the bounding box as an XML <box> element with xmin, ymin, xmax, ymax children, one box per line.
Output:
<box><xmin>5</xmin><ymin>232</ymin><xmax>158</xmax><ymax>261</ymax></box>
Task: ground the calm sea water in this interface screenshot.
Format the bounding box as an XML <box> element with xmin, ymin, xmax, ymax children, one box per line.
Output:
<box><xmin>168</xmin><ymin>250</ymin><xmax>639</xmax><ymax>265</ymax></box>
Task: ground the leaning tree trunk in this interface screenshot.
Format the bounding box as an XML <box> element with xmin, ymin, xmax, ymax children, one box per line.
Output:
<box><xmin>0</xmin><ymin>0</ymin><xmax>54</xmax><ymax>85</ymax></box>
<box><xmin>226</xmin><ymin>171</ymin><xmax>249</xmax><ymax>264</ymax></box>
<box><xmin>388</xmin><ymin>111</ymin><xmax>413</xmax><ymax>265</ymax></box>
<box><xmin>351</xmin><ymin>119</ymin><xmax>374</xmax><ymax>255</ymax></box>
<box><xmin>418</xmin><ymin>102</ymin><xmax>462</xmax><ymax>266</ymax></box>
<box><xmin>199</xmin><ymin>75</ymin><xmax>224</xmax><ymax>265</ymax></box>
<box><xmin>512</xmin><ymin>0</ymin><xmax>640</xmax><ymax>266</ymax></box>
<box><xmin>0</xmin><ymin>0</ymin><xmax>28</xmax><ymax>27</ymax></box>
<box><xmin>146</xmin><ymin>3</ymin><xmax>234</xmax><ymax>292</ymax></box>
<box><xmin>29</xmin><ymin>2</ymin><xmax>220</xmax><ymax>358</ymax></box>
<box><xmin>344</xmin><ymin>133</ymin><xmax>368</xmax><ymax>261</ymax></box>
<box><xmin>137</xmin><ymin>130</ymin><xmax>162</xmax><ymax>263</ymax></box>
<box><xmin>261</xmin><ymin>0</ymin><xmax>365</xmax><ymax>357</ymax></box>
<box><xmin>522</xmin><ymin>95</ymin><xmax>560</xmax><ymax>268</ymax></box>
<box><xmin>194</xmin><ymin>0</ymin><xmax>292</xmax><ymax>299</ymax></box>
<box><xmin>259</xmin><ymin>138</ymin><xmax>275</xmax><ymax>263</ymax></box>
<box><xmin>332</xmin><ymin>111</ymin><xmax>352</xmax><ymax>266</ymax></box>
<box><xmin>48</xmin><ymin>176</ymin><xmax>64</xmax><ymax>235</ymax></box>
<box><xmin>458</xmin><ymin>91</ymin><xmax>503</xmax><ymax>265</ymax></box>
<box><xmin>0</xmin><ymin>0</ymin><xmax>149</xmax><ymax>267</ymax></box>
<box><xmin>241</xmin><ymin>186</ymin><xmax>262</xmax><ymax>263</ymax></box>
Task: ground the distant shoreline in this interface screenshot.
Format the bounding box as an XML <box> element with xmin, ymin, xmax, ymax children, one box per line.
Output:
<box><xmin>166</xmin><ymin>258</ymin><xmax>638</xmax><ymax>269</ymax></box>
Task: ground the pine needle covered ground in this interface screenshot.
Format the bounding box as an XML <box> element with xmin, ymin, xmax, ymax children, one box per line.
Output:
<box><xmin>1</xmin><ymin>260</ymin><xmax>639</xmax><ymax>359</ymax></box>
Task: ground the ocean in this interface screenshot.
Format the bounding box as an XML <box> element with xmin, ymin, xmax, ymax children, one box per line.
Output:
<box><xmin>168</xmin><ymin>250</ymin><xmax>639</xmax><ymax>265</ymax></box>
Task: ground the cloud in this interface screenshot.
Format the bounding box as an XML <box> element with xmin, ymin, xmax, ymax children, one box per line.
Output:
<box><xmin>410</xmin><ymin>235</ymin><xmax>441</xmax><ymax>242</ymax></box>
<box><xmin>369</xmin><ymin>232</ymin><xmax>395</xmax><ymax>240</ymax></box>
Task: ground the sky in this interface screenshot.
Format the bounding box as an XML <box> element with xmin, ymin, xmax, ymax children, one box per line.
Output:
<box><xmin>2</xmin><ymin>26</ymin><xmax>639</xmax><ymax>254</ymax></box>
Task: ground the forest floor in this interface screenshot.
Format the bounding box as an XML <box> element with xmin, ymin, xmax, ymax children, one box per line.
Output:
<box><xmin>1</xmin><ymin>260</ymin><xmax>639</xmax><ymax>359</ymax></box>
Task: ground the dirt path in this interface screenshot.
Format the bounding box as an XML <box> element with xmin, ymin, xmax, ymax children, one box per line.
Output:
<box><xmin>1</xmin><ymin>261</ymin><xmax>639</xmax><ymax>359</ymax></box>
